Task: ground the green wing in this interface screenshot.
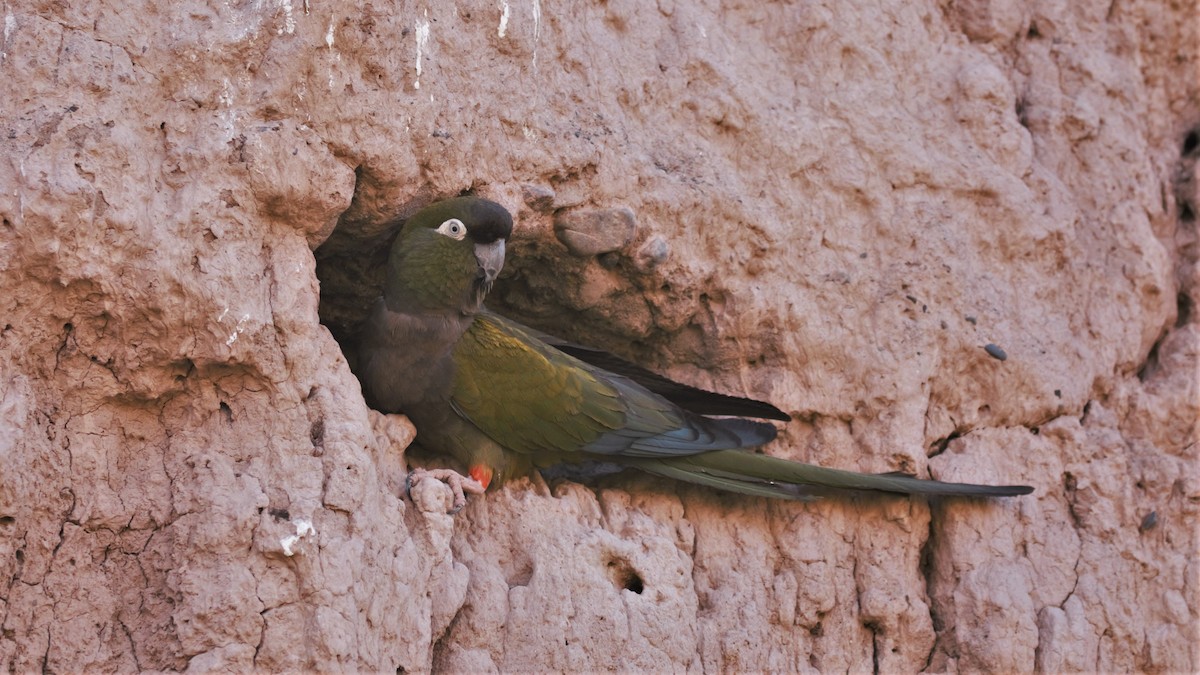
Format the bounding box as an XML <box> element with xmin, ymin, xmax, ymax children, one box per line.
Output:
<box><xmin>524</xmin><ymin>329</ymin><xmax>790</xmax><ymax>421</ymax></box>
<box><xmin>451</xmin><ymin>313</ymin><xmax>671</xmax><ymax>455</ymax></box>
<box><xmin>451</xmin><ymin>313</ymin><xmax>774</xmax><ymax>457</ymax></box>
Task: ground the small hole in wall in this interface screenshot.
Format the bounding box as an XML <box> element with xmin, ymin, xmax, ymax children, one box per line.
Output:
<box><xmin>1180</xmin><ymin>201</ymin><xmax>1195</xmax><ymax>223</ymax></box>
<box><xmin>623</xmin><ymin>571</ymin><xmax>644</xmax><ymax>594</ymax></box>
<box><xmin>1137</xmin><ymin>338</ymin><xmax>1162</xmax><ymax>382</ymax></box>
<box><xmin>1183</xmin><ymin>129</ymin><xmax>1199</xmax><ymax>156</ymax></box>
<box><xmin>929</xmin><ymin>431</ymin><xmax>961</xmax><ymax>458</ymax></box>
<box><xmin>1177</xmin><ymin>292</ymin><xmax>1193</xmax><ymax>328</ymax></box>
<box><xmin>604</xmin><ymin>555</ymin><xmax>644</xmax><ymax>594</ymax></box>
<box><xmin>310</xmin><ymin>418</ymin><xmax>325</xmax><ymax>448</ymax></box>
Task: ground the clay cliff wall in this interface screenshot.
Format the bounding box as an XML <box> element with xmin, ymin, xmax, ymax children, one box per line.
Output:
<box><xmin>0</xmin><ymin>0</ymin><xmax>1196</xmax><ymax>671</ymax></box>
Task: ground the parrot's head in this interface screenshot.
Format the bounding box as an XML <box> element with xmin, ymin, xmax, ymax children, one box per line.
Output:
<box><xmin>384</xmin><ymin>196</ymin><xmax>513</xmax><ymax>314</ymax></box>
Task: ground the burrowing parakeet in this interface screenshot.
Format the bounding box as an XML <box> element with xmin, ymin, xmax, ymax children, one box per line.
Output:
<box><xmin>357</xmin><ymin>196</ymin><xmax>1032</xmax><ymax>508</ymax></box>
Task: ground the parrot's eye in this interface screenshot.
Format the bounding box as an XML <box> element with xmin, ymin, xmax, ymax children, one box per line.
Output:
<box><xmin>436</xmin><ymin>218</ymin><xmax>468</xmax><ymax>240</ymax></box>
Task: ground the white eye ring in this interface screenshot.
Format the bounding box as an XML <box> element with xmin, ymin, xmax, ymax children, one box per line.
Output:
<box><xmin>436</xmin><ymin>218</ymin><xmax>468</xmax><ymax>240</ymax></box>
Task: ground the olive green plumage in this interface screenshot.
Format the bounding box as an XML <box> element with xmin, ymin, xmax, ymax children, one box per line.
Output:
<box><xmin>357</xmin><ymin>196</ymin><xmax>1033</xmax><ymax>501</ymax></box>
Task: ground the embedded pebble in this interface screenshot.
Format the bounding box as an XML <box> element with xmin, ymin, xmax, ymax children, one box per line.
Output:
<box><xmin>1139</xmin><ymin>511</ymin><xmax>1158</xmax><ymax>532</ymax></box>
<box><xmin>635</xmin><ymin>235</ymin><xmax>671</xmax><ymax>270</ymax></box>
<box><xmin>521</xmin><ymin>184</ymin><xmax>556</xmax><ymax>212</ymax></box>
<box><xmin>554</xmin><ymin>207</ymin><xmax>636</xmax><ymax>257</ymax></box>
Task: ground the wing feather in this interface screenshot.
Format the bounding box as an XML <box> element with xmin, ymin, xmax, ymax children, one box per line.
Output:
<box><xmin>451</xmin><ymin>313</ymin><xmax>774</xmax><ymax>458</ymax></box>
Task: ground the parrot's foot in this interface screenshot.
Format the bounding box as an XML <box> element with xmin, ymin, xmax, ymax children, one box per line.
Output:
<box><xmin>406</xmin><ymin>468</ymin><xmax>486</xmax><ymax>514</ymax></box>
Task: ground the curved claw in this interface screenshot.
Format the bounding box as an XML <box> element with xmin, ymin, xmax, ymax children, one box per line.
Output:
<box><xmin>406</xmin><ymin>467</ymin><xmax>487</xmax><ymax>515</ymax></box>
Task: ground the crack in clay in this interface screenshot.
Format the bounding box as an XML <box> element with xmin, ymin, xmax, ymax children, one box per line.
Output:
<box><xmin>1057</xmin><ymin>482</ymin><xmax>1085</xmax><ymax>611</ymax></box>
<box><xmin>867</xmin><ymin>619</ymin><xmax>881</xmax><ymax>674</ymax></box>
<box><xmin>47</xmin><ymin>489</ymin><xmax>77</xmax><ymax>568</ymax></box>
<box><xmin>919</xmin><ymin>508</ymin><xmax>941</xmax><ymax>671</ymax></box>
<box><xmin>117</xmin><ymin>617</ymin><xmax>141</xmax><ymax>670</ymax></box>
<box><xmin>849</xmin><ymin>554</ymin><xmax>875</xmax><ymax>671</ymax></box>
<box><xmin>259</xmin><ymin>242</ymin><xmax>294</xmax><ymax>382</ymax></box>
<box><xmin>1</xmin><ymin>532</ymin><xmax>30</xmax><ymax>627</ymax></box>
<box><xmin>42</xmin><ymin>14</ymin><xmax>140</xmax><ymax>71</ymax></box>
<box><xmin>252</xmin><ymin>600</ymin><xmax>269</xmax><ymax>667</ymax></box>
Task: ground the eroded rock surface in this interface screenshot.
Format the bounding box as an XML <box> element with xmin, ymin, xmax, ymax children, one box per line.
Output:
<box><xmin>1</xmin><ymin>0</ymin><xmax>1196</xmax><ymax>671</ymax></box>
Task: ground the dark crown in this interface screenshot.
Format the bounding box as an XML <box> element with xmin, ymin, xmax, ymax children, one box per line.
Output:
<box><xmin>464</xmin><ymin>198</ymin><xmax>513</xmax><ymax>244</ymax></box>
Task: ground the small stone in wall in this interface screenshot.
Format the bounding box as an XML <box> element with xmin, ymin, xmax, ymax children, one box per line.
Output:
<box><xmin>554</xmin><ymin>207</ymin><xmax>637</xmax><ymax>257</ymax></box>
<box><xmin>984</xmin><ymin>343</ymin><xmax>1008</xmax><ymax>361</ymax></box>
<box><xmin>1139</xmin><ymin>511</ymin><xmax>1158</xmax><ymax>532</ymax></box>
<box><xmin>521</xmin><ymin>184</ymin><xmax>557</xmax><ymax>212</ymax></box>
<box><xmin>635</xmin><ymin>235</ymin><xmax>670</xmax><ymax>271</ymax></box>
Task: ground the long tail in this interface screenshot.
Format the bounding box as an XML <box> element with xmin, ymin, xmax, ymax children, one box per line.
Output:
<box><xmin>627</xmin><ymin>449</ymin><xmax>1033</xmax><ymax>500</ymax></box>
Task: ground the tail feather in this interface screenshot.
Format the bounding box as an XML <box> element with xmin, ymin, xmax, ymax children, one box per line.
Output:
<box><xmin>630</xmin><ymin>449</ymin><xmax>1033</xmax><ymax>498</ymax></box>
<box><xmin>632</xmin><ymin>457</ymin><xmax>819</xmax><ymax>500</ymax></box>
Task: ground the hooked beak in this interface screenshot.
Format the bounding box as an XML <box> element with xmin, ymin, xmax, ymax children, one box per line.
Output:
<box><xmin>474</xmin><ymin>239</ymin><xmax>506</xmax><ymax>288</ymax></box>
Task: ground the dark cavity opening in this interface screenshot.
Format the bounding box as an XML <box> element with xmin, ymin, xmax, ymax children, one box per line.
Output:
<box><xmin>605</xmin><ymin>555</ymin><xmax>645</xmax><ymax>595</ymax></box>
<box><xmin>314</xmin><ymin>184</ymin><xmax>480</xmax><ymax>378</ymax></box>
<box><xmin>1183</xmin><ymin>129</ymin><xmax>1199</xmax><ymax>156</ymax></box>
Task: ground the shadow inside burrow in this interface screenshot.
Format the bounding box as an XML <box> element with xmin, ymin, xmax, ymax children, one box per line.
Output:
<box><xmin>313</xmin><ymin>197</ymin><xmax>421</xmax><ymax>376</ymax></box>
